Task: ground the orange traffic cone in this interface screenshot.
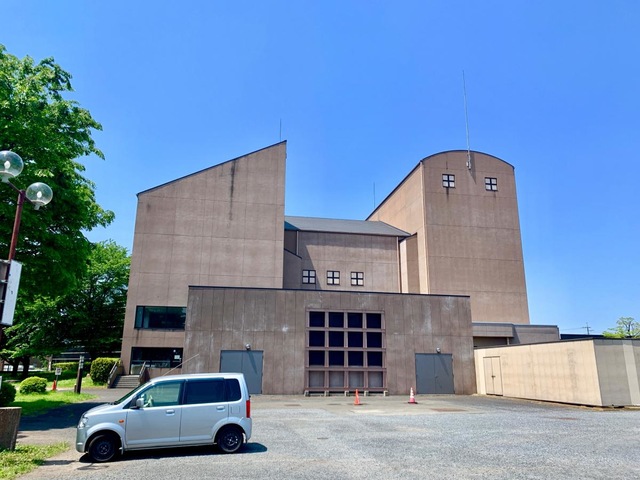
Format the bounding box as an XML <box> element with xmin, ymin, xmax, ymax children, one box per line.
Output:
<box><xmin>408</xmin><ymin>387</ymin><xmax>417</xmax><ymax>404</ymax></box>
<box><xmin>354</xmin><ymin>389</ymin><xmax>361</xmax><ymax>406</ymax></box>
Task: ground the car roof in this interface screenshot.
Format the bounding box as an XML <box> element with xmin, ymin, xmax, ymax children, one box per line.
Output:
<box><xmin>149</xmin><ymin>372</ymin><xmax>244</xmax><ymax>382</ymax></box>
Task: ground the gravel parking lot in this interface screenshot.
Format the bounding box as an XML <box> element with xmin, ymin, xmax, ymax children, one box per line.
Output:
<box><xmin>17</xmin><ymin>393</ymin><xmax>640</xmax><ymax>480</ymax></box>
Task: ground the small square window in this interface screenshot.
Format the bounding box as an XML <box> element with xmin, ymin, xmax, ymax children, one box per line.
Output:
<box><xmin>442</xmin><ymin>174</ymin><xmax>455</xmax><ymax>188</ymax></box>
<box><xmin>351</xmin><ymin>272</ymin><xmax>364</xmax><ymax>286</ymax></box>
<box><xmin>485</xmin><ymin>177</ymin><xmax>498</xmax><ymax>191</ymax></box>
<box><xmin>302</xmin><ymin>269</ymin><xmax>316</xmax><ymax>284</ymax></box>
<box><xmin>327</xmin><ymin>270</ymin><xmax>340</xmax><ymax>285</ymax></box>
<box><xmin>309</xmin><ymin>311</ymin><xmax>325</xmax><ymax>327</ymax></box>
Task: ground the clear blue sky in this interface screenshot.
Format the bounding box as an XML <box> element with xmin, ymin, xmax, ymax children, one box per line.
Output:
<box><xmin>2</xmin><ymin>1</ymin><xmax>638</xmax><ymax>335</ymax></box>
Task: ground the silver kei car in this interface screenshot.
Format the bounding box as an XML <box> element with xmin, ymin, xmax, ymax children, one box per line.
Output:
<box><xmin>76</xmin><ymin>372</ymin><xmax>252</xmax><ymax>462</ymax></box>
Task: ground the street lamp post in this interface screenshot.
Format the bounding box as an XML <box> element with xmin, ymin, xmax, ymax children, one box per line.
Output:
<box><xmin>0</xmin><ymin>150</ymin><xmax>53</xmax><ymax>330</ymax></box>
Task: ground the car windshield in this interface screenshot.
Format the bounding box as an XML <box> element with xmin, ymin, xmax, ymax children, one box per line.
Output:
<box><xmin>112</xmin><ymin>383</ymin><xmax>147</xmax><ymax>405</ymax></box>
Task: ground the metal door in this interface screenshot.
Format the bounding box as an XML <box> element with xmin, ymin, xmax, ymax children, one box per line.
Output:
<box><xmin>415</xmin><ymin>353</ymin><xmax>454</xmax><ymax>394</ymax></box>
<box><xmin>483</xmin><ymin>356</ymin><xmax>503</xmax><ymax>396</ymax></box>
<box><xmin>220</xmin><ymin>350</ymin><xmax>263</xmax><ymax>394</ymax></box>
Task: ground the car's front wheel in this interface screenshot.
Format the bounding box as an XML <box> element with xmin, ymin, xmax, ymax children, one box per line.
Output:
<box><xmin>217</xmin><ymin>425</ymin><xmax>243</xmax><ymax>454</ymax></box>
<box><xmin>88</xmin><ymin>433</ymin><xmax>119</xmax><ymax>462</ymax></box>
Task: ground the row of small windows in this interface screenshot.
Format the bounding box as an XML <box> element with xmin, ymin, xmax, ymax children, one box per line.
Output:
<box><xmin>303</xmin><ymin>270</ymin><xmax>365</xmax><ymax>286</ymax></box>
<box><xmin>442</xmin><ymin>174</ymin><xmax>499</xmax><ymax>191</ymax></box>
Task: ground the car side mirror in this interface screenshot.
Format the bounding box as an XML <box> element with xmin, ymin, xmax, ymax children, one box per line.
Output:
<box><xmin>135</xmin><ymin>398</ymin><xmax>144</xmax><ymax>409</ymax></box>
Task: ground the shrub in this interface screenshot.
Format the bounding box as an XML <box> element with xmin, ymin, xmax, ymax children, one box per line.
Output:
<box><xmin>19</xmin><ymin>376</ymin><xmax>48</xmax><ymax>394</ymax></box>
<box><xmin>0</xmin><ymin>381</ymin><xmax>17</xmax><ymax>406</ymax></box>
<box><xmin>90</xmin><ymin>358</ymin><xmax>120</xmax><ymax>385</ymax></box>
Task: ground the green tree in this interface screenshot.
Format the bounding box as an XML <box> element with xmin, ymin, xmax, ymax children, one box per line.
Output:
<box><xmin>5</xmin><ymin>241</ymin><xmax>129</xmax><ymax>362</ymax></box>
<box><xmin>0</xmin><ymin>45</ymin><xmax>114</xmax><ymax>374</ymax></box>
<box><xmin>603</xmin><ymin>317</ymin><xmax>640</xmax><ymax>339</ymax></box>
<box><xmin>62</xmin><ymin>240</ymin><xmax>129</xmax><ymax>359</ymax></box>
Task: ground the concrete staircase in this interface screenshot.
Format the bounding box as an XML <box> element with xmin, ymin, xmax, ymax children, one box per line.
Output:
<box><xmin>111</xmin><ymin>375</ymin><xmax>140</xmax><ymax>389</ymax></box>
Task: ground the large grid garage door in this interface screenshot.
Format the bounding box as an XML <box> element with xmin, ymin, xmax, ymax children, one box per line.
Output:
<box><xmin>306</xmin><ymin>310</ymin><xmax>386</xmax><ymax>394</ymax></box>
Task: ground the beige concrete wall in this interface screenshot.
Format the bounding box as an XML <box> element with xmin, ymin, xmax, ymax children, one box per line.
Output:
<box><xmin>293</xmin><ymin>231</ymin><xmax>401</xmax><ymax>292</ymax></box>
<box><xmin>472</xmin><ymin>323</ymin><xmax>559</xmax><ymax>347</ymax></box>
<box><xmin>370</xmin><ymin>150</ymin><xmax>529</xmax><ymax>325</ymax></box>
<box><xmin>422</xmin><ymin>151</ymin><xmax>529</xmax><ymax>324</ymax></box>
<box><xmin>475</xmin><ymin>339</ymin><xmax>640</xmax><ymax>406</ymax></box>
<box><xmin>121</xmin><ymin>143</ymin><xmax>287</xmax><ymax>369</ymax></box>
<box><xmin>475</xmin><ymin>341</ymin><xmax>602</xmax><ymax>406</ymax></box>
<box><xmin>282</xmin><ymin>249</ymin><xmax>302</xmax><ymax>289</ymax></box>
<box><xmin>184</xmin><ymin>287</ymin><xmax>475</xmax><ymax>395</ymax></box>
<box><xmin>399</xmin><ymin>234</ymin><xmax>420</xmax><ymax>293</ymax></box>
<box><xmin>368</xmin><ymin>165</ymin><xmax>429</xmax><ymax>292</ymax></box>
<box><xmin>594</xmin><ymin>339</ymin><xmax>640</xmax><ymax>406</ymax></box>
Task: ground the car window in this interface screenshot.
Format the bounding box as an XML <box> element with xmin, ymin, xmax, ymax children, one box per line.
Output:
<box><xmin>137</xmin><ymin>381</ymin><xmax>182</xmax><ymax>407</ymax></box>
<box><xmin>184</xmin><ymin>379</ymin><xmax>225</xmax><ymax>404</ymax></box>
<box><xmin>225</xmin><ymin>378</ymin><xmax>242</xmax><ymax>401</ymax></box>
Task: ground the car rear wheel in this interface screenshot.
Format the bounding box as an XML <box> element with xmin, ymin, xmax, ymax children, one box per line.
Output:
<box><xmin>88</xmin><ymin>433</ymin><xmax>119</xmax><ymax>462</ymax></box>
<box><xmin>217</xmin><ymin>425</ymin><xmax>243</xmax><ymax>454</ymax></box>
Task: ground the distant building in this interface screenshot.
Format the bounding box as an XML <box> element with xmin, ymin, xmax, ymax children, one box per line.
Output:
<box><xmin>119</xmin><ymin>142</ymin><xmax>557</xmax><ymax>394</ymax></box>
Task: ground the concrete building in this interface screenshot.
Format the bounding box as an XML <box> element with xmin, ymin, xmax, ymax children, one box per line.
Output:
<box><xmin>119</xmin><ymin>142</ymin><xmax>556</xmax><ymax>395</ymax></box>
<box><xmin>475</xmin><ymin>338</ymin><xmax>640</xmax><ymax>407</ymax></box>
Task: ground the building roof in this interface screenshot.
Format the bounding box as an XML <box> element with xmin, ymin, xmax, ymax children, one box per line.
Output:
<box><xmin>285</xmin><ymin>216</ymin><xmax>410</xmax><ymax>237</ymax></box>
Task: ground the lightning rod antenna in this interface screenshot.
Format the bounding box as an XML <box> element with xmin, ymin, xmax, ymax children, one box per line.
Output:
<box><xmin>463</xmin><ymin>71</ymin><xmax>472</xmax><ymax>170</ymax></box>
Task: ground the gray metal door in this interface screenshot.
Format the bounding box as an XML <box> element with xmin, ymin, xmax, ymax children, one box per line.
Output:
<box><xmin>415</xmin><ymin>353</ymin><xmax>454</xmax><ymax>394</ymax></box>
<box><xmin>220</xmin><ymin>350</ymin><xmax>263</xmax><ymax>394</ymax></box>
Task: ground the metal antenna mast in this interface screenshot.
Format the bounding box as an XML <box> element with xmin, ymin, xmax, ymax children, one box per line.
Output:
<box><xmin>463</xmin><ymin>71</ymin><xmax>472</xmax><ymax>170</ymax></box>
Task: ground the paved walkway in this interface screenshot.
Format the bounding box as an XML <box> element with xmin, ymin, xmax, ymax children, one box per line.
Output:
<box><xmin>17</xmin><ymin>388</ymin><xmax>124</xmax><ymax>446</ymax></box>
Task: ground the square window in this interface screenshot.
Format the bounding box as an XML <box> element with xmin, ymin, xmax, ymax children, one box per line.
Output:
<box><xmin>348</xmin><ymin>351</ymin><xmax>364</xmax><ymax>367</ymax></box>
<box><xmin>328</xmin><ymin>351</ymin><xmax>344</xmax><ymax>366</ymax></box>
<box><xmin>329</xmin><ymin>312</ymin><xmax>344</xmax><ymax>328</ymax></box>
<box><xmin>366</xmin><ymin>313</ymin><xmax>382</xmax><ymax>329</ymax></box>
<box><xmin>302</xmin><ymin>269</ymin><xmax>316</xmax><ymax>284</ymax></box>
<box><xmin>485</xmin><ymin>177</ymin><xmax>498</xmax><ymax>191</ymax></box>
<box><xmin>347</xmin><ymin>312</ymin><xmax>363</xmax><ymax>328</ymax></box>
<box><xmin>309</xmin><ymin>311</ymin><xmax>325</xmax><ymax>327</ymax></box>
<box><xmin>442</xmin><ymin>173</ymin><xmax>455</xmax><ymax>188</ymax></box>
<box><xmin>351</xmin><ymin>271</ymin><xmax>364</xmax><ymax>286</ymax></box>
<box><xmin>309</xmin><ymin>330</ymin><xmax>325</xmax><ymax>347</ymax></box>
<box><xmin>348</xmin><ymin>331</ymin><xmax>363</xmax><ymax>347</ymax></box>
<box><xmin>328</xmin><ymin>331</ymin><xmax>344</xmax><ymax>347</ymax></box>
<box><xmin>327</xmin><ymin>270</ymin><xmax>340</xmax><ymax>285</ymax></box>
<box><xmin>367</xmin><ymin>351</ymin><xmax>383</xmax><ymax>367</ymax></box>
<box><xmin>367</xmin><ymin>332</ymin><xmax>383</xmax><ymax>348</ymax></box>
<box><xmin>308</xmin><ymin>351</ymin><xmax>325</xmax><ymax>366</ymax></box>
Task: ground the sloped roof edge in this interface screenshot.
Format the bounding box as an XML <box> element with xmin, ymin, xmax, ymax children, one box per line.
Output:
<box><xmin>367</xmin><ymin>149</ymin><xmax>513</xmax><ymax>220</ymax></box>
<box><xmin>137</xmin><ymin>141</ymin><xmax>287</xmax><ymax>196</ymax></box>
<box><xmin>285</xmin><ymin>215</ymin><xmax>410</xmax><ymax>237</ymax></box>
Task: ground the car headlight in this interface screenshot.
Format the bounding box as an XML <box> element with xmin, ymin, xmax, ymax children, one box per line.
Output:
<box><xmin>78</xmin><ymin>416</ymin><xmax>89</xmax><ymax>428</ymax></box>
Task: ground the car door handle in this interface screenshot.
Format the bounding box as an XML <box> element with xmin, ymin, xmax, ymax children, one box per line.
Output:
<box><xmin>166</xmin><ymin>409</ymin><xmax>175</xmax><ymax>415</ymax></box>
<box><xmin>216</xmin><ymin>406</ymin><xmax>225</xmax><ymax>411</ymax></box>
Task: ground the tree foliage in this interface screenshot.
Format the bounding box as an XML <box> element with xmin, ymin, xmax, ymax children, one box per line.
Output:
<box><xmin>0</xmin><ymin>44</ymin><xmax>114</xmax><ymax>298</ymax></box>
<box><xmin>603</xmin><ymin>317</ymin><xmax>639</xmax><ymax>339</ymax></box>
<box><xmin>0</xmin><ymin>45</ymin><xmax>117</xmax><ymax>373</ymax></box>
<box><xmin>5</xmin><ymin>241</ymin><xmax>129</xmax><ymax>360</ymax></box>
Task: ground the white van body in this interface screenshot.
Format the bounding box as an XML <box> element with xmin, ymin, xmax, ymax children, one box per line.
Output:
<box><xmin>76</xmin><ymin>373</ymin><xmax>252</xmax><ymax>462</ymax></box>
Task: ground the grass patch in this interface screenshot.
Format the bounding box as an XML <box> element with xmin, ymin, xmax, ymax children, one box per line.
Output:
<box><xmin>13</xmin><ymin>390</ymin><xmax>95</xmax><ymax>416</ymax></box>
<box><xmin>0</xmin><ymin>443</ymin><xmax>68</xmax><ymax>480</ymax></box>
<box><xmin>54</xmin><ymin>375</ymin><xmax>101</xmax><ymax>389</ymax></box>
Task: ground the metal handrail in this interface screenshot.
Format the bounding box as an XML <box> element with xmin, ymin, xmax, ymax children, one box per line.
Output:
<box><xmin>138</xmin><ymin>361</ymin><xmax>150</xmax><ymax>384</ymax></box>
<box><xmin>107</xmin><ymin>359</ymin><xmax>123</xmax><ymax>388</ymax></box>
